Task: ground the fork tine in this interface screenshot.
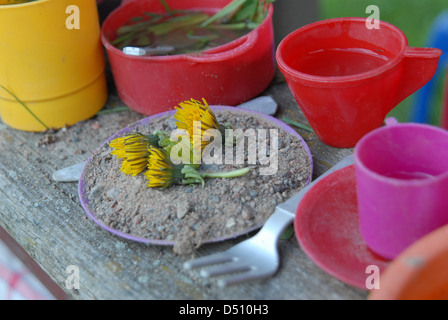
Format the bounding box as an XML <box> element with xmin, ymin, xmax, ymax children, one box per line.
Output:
<box><xmin>200</xmin><ymin>262</ymin><xmax>251</xmax><ymax>278</ymax></box>
<box><xmin>183</xmin><ymin>252</ymin><xmax>233</xmax><ymax>270</ymax></box>
<box><xmin>217</xmin><ymin>269</ymin><xmax>274</xmax><ymax>288</ymax></box>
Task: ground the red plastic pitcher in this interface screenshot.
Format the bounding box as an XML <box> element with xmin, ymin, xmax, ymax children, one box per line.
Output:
<box><xmin>276</xmin><ymin>18</ymin><xmax>442</xmax><ymax>148</ymax></box>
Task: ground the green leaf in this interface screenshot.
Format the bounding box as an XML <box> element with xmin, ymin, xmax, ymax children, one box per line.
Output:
<box><xmin>282</xmin><ymin>117</ymin><xmax>315</xmax><ymax>133</ymax></box>
<box><xmin>201</xmin><ymin>0</ymin><xmax>247</xmax><ymax>27</ymax></box>
<box><xmin>280</xmin><ymin>224</ymin><xmax>295</xmax><ymax>240</ymax></box>
<box><xmin>158</xmin><ymin>0</ymin><xmax>172</xmax><ymax>14</ymax></box>
<box><xmin>207</xmin><ymin>22</ymin><xmax>247</xmax><ymax>30</ymax></box>
<box><xmin>254</xmin><ymin>0</ymin><xmax>275</xmax><ymax>23</ymax></box>
<box><xmin>0</xmin><ymin>85</ymin><xmax>49</xmax><ymax>130</ymax></box>
<box><xmin>246</xmin><ymin>21</ymin><xmax>262</xmax><ymax>29</ymax></box>
<box><xmin>231</xmin><ymin>0</ymin><xmax>258</xmax><ymax>22</ymax></box>
<box><xmin>186</xmin><ymin>29</ymin><xmax>220</xmax><ymax>40</ymax></box>
<box><xmin>148</xmin><ymin>12</ymin><xmax>209</xmax><ymax>36</ymax></box>
<box><xmin>96</xmin><ymin>106</ymin><xmax>130</xmax><ymax>115</ymax></box>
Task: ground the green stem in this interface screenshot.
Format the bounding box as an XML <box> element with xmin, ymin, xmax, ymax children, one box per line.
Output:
<box><xmin>182</xmin><ymin>178</ymin><xmax>204</xmax><ymax>186</ymax></box>
<box><xmin>0</xmin><ymin>85</ymin><xmax>49</xmax><ymax>130</ymax></box>
<box><xmin>180</xmin><ymin>165</ymin><xmax>250</xmax><ymax>187</ymax></box>
<box><xmin>201</xmin><ymin>0</ymin><xmax>246</xmax><ymax>27</ymax></box>
<box><xmin>158</xmin><ymin>0</ymin><xmax>172</xmax><ymax>14</ymax></box>
<box><xmin>282</xmin><ymin>117</ymin><xmax>314</xmax><ymax>133</ymax></box>
<box><xmin>148</xmin><ymin>13</ymin><xmax>209</xmax><ymax>36</ymax></box>
<box><xmin>207</xmin><ymin>22</ymin><xmax>247</xmax><ymax>30</ymax></box>
<box><xmin>96</xmin><ymin>106</ymin><xmax>130</xmax><ymax>115</ymax></box>
<box><xmin>186</xmin><ymin>29</ymin><xmax>220</xmax><ymax>41</ymax></box>
<box><xmin>200</xmin><ymin>167</ymin><xmax>251</xmax><ymax>179</ymax></box>
<box><xmin>181</xmin><ymin>165</ymin><xmax>205</xmax><ymax>187</ymax></box>
<box><xmin>116</xmin><ymin>20</ymin><xmax>155</xmax><ymax>35</ymax></box>
<box><xmin>183</xmin><ymin>176</ymin><xmax>205</xmax><ymax>187</ymax></box>
<box><xmin>112</xmin><ymin>30</ymin><xmax>138</xmax><ymax>46</ymax></box>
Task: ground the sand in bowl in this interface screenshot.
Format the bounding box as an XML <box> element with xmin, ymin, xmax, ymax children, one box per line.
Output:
<box><xmin>79</xmin><ymin>107</ymin><xmax>312</xmax><ymax>255</ymax></box>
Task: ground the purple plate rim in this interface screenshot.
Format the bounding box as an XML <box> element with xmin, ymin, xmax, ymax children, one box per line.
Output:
<box><xmin>78</xmin><ymin>105</ymin><xmax>314</xmax><ymax>246</ymax></box>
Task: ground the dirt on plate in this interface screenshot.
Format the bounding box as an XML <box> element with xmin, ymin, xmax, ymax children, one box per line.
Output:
<box><xmin>80</xmin><ymin>108</ymin><xmax>312</xmax><ymax>255</ymax></box>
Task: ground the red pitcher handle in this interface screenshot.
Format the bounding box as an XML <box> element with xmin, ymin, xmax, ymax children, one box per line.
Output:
<box><xmin>404</xmin><ymin>47</ymin><xmax>442</xmax><ymax>59</ymax></box>
<box><xmin>392</xmin><ymin>47</ymin><xmax>442</xmax><ymax>108</ymax></box>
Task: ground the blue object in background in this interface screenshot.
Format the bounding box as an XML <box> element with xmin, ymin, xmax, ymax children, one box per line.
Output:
<box><xmin>410</xmin><ymin>10</ymin><xmax>448</xmax><ymax>125</ymax></box>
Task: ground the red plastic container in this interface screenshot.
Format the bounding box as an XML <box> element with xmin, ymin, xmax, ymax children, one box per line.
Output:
<box><xmin>101</xmin><ymin>0</ymin><xmax>276</xmax><ymax>115</ymax></box>
<box><xmin>276</xmin><ymin>18</ymin><xmax>441</xmax><ymax>148</ymax></box>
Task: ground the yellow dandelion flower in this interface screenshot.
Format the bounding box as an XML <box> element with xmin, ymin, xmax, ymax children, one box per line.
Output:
<box><xmin>174</xmin><ymin>98</ymin><xmax>224</xmax><ymax>152</ymax></box>
<box><xmin>109</xmin><ymin>132</ymin><xmax>158</xmax><ymax>176</ymax></box>
<box><xmin>144</xmin><ymin>146</ymin><xmax>250</xmax><ymax>188</ymax></box>
<box><xmin>145</xmin><ymin>146</ymin><xmax>182</xmax><ymax>188</ymax></box>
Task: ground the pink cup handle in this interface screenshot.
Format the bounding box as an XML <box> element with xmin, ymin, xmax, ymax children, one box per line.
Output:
<box><xmin>384</xmin><ymin>117</ymin><xmax>399</xmax><ymax>126</ymax></box>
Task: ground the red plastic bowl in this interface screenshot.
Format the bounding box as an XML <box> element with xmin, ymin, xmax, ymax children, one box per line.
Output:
<box><xmin>101</xmin><ymin>0</ymin><xmax>276</xmax><ymax>115</ymax></box>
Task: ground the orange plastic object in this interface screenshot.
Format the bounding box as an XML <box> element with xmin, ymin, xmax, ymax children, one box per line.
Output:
<box><xmin>101</xmin><ymin>0</ymin><xmax>276</xmax><ymax>115</ymax></box>
<box><xmin>369</xmin><ymin>224</ymin><xmax>448</xmax><ymax>300</ymax></box>
<box><xmin>0</xmin><ymin>0</ymin><xmax>107</xmax><ymax>131</ymax></box>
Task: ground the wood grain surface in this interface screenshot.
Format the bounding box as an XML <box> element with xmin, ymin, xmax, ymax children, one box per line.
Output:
<box><xmin>0</xmin><ymin>71</ymin><xmax>365</xmax><ymax>300</ymax></box>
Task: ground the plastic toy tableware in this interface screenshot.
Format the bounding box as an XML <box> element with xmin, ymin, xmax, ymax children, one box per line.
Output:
<box><xmin>369</xmin><ymin>223</ymin><xmax>448</xmax><ymax>300</ymax></box>
<box><xmin>295</xmin><ymin>164</ymin><xmax>389</xmax><ymax>289</ymax></box>
<box><xmin>276</xmin><ymin>18</ymin><xmax>442</xmax><ymax>148</ymax></box>
<box><xmin>78</xmin><ymin>106</ymin><xmax>313</xmax><ymax>246</ymax></box>
<box><xmin>0</xmin><ymin>0</ymin><xmax>108</xmax><ymax>131</ymax></box>
<box><xmin>355</xmin><ymin>118</ymin><xmax>448</xmax><ymax>260</ymax></box>
<box><xmin>101</xmin><ymin>0</ymin><xmax>276</xmax><ymax>116</ymax></box>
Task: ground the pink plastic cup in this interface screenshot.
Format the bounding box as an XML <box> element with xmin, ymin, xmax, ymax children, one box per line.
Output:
<box><xmin>355</xmin><ymin>118</ymin><xmax>448</xmax><ymax>260</ymax></box>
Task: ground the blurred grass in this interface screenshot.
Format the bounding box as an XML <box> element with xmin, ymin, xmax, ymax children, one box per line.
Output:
<box><xmin>319</xmin><ymin>0</ymin><xmax>448</xmax><ymax>124</ymax></box>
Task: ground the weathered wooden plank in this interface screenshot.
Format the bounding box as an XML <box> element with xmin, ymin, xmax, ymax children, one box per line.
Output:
<box><xmin>0</xmin><ymin>76</ymin><xmax>366</xmax><ymax>300</ymax></box>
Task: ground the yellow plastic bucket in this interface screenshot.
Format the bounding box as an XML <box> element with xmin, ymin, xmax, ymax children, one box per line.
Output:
<box><xmin>0</xmin><ymin>0</ymin><xmax>107</xmax><ymax>131</ymax></box>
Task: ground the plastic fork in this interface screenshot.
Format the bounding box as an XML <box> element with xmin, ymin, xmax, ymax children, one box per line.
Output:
<box><xmin>184</xmin><ymin>154</ymin><xmax>354</xmax><ymax>287</ymax></box>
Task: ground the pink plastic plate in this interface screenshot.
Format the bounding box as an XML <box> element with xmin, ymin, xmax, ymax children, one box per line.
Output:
<box><xmin>294</xmin><ymin>165</ymin><xmax>390</xmax><ymax>289</ymax></box>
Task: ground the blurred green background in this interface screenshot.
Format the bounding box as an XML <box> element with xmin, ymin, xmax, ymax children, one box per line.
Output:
<box><xmin>319</xmin><ymin>0</ymin><xmax>448</xmax><ymax>125</ymax></box>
